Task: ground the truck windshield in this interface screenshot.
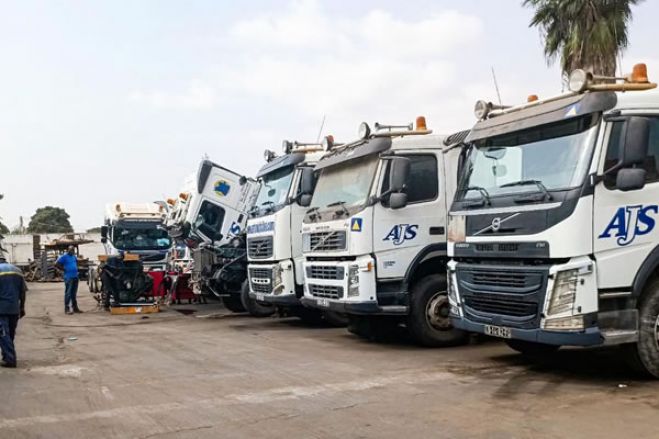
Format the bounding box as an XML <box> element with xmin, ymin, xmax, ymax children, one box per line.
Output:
<box><xmin>112</xmin><ymin>225</ymin><xmax>171</xmax><ymax>250</ymax></box>
<box><xmin>311</xmin><ymin>155</ymin><xmax>379</xmax><ymax>209</ymax></box>
<box><xmin>254</xmin><ymin>166</ymin><xmax>295</xmax><ymax>214</ymax></box>
<box><xmin>456</xmin><ymin>115</ymin><xmax>599</xmax><ymax>202</ymax></box>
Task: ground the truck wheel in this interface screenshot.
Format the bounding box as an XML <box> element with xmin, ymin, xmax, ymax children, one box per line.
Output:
<box><xmin>624</xmin><ymin>277</ymin><xmax>659</xmax><ymax>378</ymax></box>
<box><xmin>240</xmin><ymin>281</ymin><xmax>275</xmax><ymax>318</ymax></box>
<box><xmin>322</xmin><ymin>311</ymin><xmax>348</xmax><ymax>327</ymax></box>
<box><xmin>222</xmin><ymin>295</ymin><xmax>246</xmax><ymax>313</ymax></box>
<box><xmin>407</xmin><ymin>274</ymin><xmax>469</xmax><ymax>347</ymax></box>
<box><xmin>504</xmin><ymin>339</ymin><xmax>560</xmax><ymax>356</ymax></box>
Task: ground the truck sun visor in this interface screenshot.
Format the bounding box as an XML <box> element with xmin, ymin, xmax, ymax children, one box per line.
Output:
<box><xmin>256</xmin><ymin>153</ymin><xmax>306</xmax><ymax>178</ymax></box>
<box><xmin>466</xmin><ymin>91</ymin><xmax>617</xmax><ymax>143</ymax></box>
<box><xmin>314</xmin><ymin>137</ymin><xmax>392</xmax><ymax>171</ymax></box>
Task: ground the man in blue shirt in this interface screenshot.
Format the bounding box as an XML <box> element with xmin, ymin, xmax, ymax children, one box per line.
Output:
<box><xmin>56</xmin><ymin>246</ymin><xmax>82</xmax><ymax>315</ymax></box>
<box><xmin>0</xmin><ymin>247</ymin><xmax>27</xmax><ymax>368</ymax></box>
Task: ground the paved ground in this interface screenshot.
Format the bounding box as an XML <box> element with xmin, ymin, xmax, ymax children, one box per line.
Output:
<box><xmin>2</xmin><ymin>283</ymin><xmax>659</xmax><ymax>439</ymax></box>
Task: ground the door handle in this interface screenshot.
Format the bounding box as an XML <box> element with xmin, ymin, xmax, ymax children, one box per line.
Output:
<box><xmin>429</xmin><ymin>227</ymin><xmax>445</xmax><ymax>235</ymax></box>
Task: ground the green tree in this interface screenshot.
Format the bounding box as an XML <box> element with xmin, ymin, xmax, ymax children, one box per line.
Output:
<box><xmin>86</xmin><ymin>226</ymin><xmax>102</xmax><ymax>233</ymax></box>
<box><xmin>27</xmin><ymin>206</ymin><xmax>74</xmax><ymax>233</ymax></box>
<box><xmin>524</xmin><ymin>0</ymin><xmax>642</xmax><ymax>77</ymax></box>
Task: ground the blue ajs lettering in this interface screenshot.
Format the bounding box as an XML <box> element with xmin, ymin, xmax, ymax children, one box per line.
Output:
<box><xmin>599</xmin><ymin>205</ymin><xmax>658</xmax><ymax>246</ymax></box>
<box><xmin>384</xmin><ymin>224</ymin><xmax>418</xmax><ymax>245</ymax></box>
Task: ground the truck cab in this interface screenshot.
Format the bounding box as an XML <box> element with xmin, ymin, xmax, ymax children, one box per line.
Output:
<box><xmin>300</xmin><ymin>118</ymin><xmax>469</xmax><ymax>346</ymax></box>
<box><xmin>246</xmin><ymin>141</ymin><xmax>345</xmax><ymax>323</ymax></box>
<box><xmin>167</xmin><ymin>159</ymin><xmax>258</xmax><ymax>247</ymax></box>
<box><xmin>448</xmin><ymin>64</ymin><xmax>659</xmax><ymax>377</ymax></box>
<box><xmin>101</xmin><ymin>202</ymin><xmax>172</xmax><ymax>270</ymax></box>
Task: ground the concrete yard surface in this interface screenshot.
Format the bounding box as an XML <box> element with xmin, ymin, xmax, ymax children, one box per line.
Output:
<box><xmin>2</xmin><ymin>283</ymin><xmax>659</xmax><ymax>438</ymax></box>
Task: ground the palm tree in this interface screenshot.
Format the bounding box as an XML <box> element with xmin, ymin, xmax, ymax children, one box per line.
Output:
<box><xmin>524</xmin><ymin>0</ymin><xmax>642</xmax><ymax>78</ymax></box>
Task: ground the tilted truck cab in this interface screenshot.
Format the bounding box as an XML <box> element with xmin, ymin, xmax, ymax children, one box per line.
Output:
<box><xmin>448</xmin><ymin>64</ymin><xmax>659</xmax><ymax>377</ymax></box>
<box><xmin>301</xmin><ymin>118</ymin><xmax>469</xmax><ymax>346</ymax></box>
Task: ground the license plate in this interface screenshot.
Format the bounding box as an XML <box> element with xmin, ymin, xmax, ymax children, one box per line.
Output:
<box><xmin>317</xmin><ymin>298</ymin><xmax>330</xmax><ymax>307</ymax></box>
<box><xmin>484</xmin><ymin>324</ymin><xmax>512</xmax><ymax>339</ymax></box>
<box><xmin>256</xmin><ymin>293</ymin><xmax>265</xmax><ymax>301</ymax></box>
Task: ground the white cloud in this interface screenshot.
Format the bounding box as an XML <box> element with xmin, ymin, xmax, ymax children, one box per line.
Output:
<box><xmin>128</xmin><ymin>80</ymin><xmax>217</xmax><ymax>110</ymax></box>
<box><xmin>214</xmin><ymin>0</ymin><xmax>484</xmax><ymax>135</ymax></box>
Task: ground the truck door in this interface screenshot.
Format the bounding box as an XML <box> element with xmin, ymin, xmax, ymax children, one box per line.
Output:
<box><xmin>594</xmin><ymin>114</ymin><xmax>659</xmax><ymax>289</ymax></box>
<box><xmin>373</xmin><ymin>152</ymin><xmax>446</xmax><ymax>279</ymax></box>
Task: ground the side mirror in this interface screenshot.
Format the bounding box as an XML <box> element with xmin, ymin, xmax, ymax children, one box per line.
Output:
<box><xmin>620</xmin><ymin>116</ymin><xmax>650</xmax><ymax>167</ymax></box>
<box><xmin>616</xmin><ymin>168</ymin><xmax>646</xmax><ymax>192</ymax></box>
<box><xmin>100</xmin><ymin>237</ymin><xmax>108</xmax><ymax>244</ymax></box>
<box><xmin>239</xmin><ymin>176</ymin><xmax>247</xmax><ymax>186</ymax></box>
<box><xmin>389</xmin><ymin>193</ymin><xmax>408</xmax><ymax>209</ymax></box>
<box><xmin>299</xmin><ymin>167</ymin><xmax>315</xmax><ymax>196</ymax></box>
<box><xmin>389</xmin><ymin>157</ymin><xmax>410</xmax><ymax>193</ymax></box>
<box><xmin>100</xmin><ymin>225</ymin><xmax>108</xmax><ymax>239</ymax></box>
<box><xmin>298</xmin><ymin>194</ymin><xmax>312</xmax><ymax>207</ymax></box>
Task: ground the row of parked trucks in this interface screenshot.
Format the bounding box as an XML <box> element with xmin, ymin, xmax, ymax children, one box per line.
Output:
<box><xmin>96</xmin><ymin>64</ymin><xmax>659</xmax><ymax>378</ymax></box>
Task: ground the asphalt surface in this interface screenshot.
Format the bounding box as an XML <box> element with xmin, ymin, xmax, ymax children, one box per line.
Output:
<box><xmin>2</xmin><ymin>283</ymin><xmax>659</xmax><ymax>439</ymax></box>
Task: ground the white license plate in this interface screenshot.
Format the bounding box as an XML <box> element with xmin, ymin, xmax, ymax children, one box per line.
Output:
<box><xmin>256</xmin><ymin>293</ymin><xmax>265</xmax><ymax>301</ymax></box>
<box><xmin>484</xmin><ymin>324</ymin><xmax>512</xmax><ymax>339</ymax></box>
<box><xmin>317</xmin><ymin>298</ymin><xmax>330</xmax><ymax>307</ymax></box>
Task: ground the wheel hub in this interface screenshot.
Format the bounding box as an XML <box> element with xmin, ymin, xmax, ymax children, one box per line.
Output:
<box><xmin>426</xmin><ymin>292</ymin><xmax>451</xmax><ymax>331</ymax></box>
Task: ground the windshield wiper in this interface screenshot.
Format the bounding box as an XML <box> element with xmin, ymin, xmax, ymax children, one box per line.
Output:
<box><xmin>466</xmin><ymin>186</ymin><xmax>492</xmax><ymax>206</ymax></box>
<box><xmin>326</xmin><ymin>201</ymin><xmax>350</xmax><ymax>217</ymax></box>
<box><xmin>261</xmin><ymin>201</ymin><xmax>275</xmax><ymax>213</ymax></box>
<box><xmin>305</xmin><ymin>206</ymin><xmax>320</xmax><ymax>221</ymax></box>
<box><xmin>501</xmin><ymin>180</ymin><xmax>553</xmax><ymax>201</ymax></box>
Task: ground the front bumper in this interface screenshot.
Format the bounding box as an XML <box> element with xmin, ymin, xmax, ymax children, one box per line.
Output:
<box><xmin>248</xmin><ymin>261</ymin><xmax>298</xmax><ymax>306</ymax></box>
<box><xmin>452</xmin><ymin>318</ymin><xmax>603</xmax><ymax>346</ymax></box>
<box><xmin>302</xmin><ymin>255</ymin><xmax>395</xmax><ymax>314</ymax></box>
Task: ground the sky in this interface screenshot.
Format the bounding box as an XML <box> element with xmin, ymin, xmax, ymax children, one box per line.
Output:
<box><xmin>1</xmin><ymin>0</ymin><xmax>658</xmax><ymax>231</ymax></box>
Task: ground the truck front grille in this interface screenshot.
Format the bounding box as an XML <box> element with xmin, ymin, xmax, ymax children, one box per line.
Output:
<box><xmin>249</xmin><ymin>267</ymin><xmax>273</xmax><ymax>294</ymax></box>
<box><xmin>306</xmin><ymin>265</ymin><xmax>345</xmax><ymax>280</ymax></box>
<box><xmin>456</xmin><ymin>265</ymin><xmax>548</xmax><ymax>329</ymax></box>
<box><xmin>248</xmin><ymin>236</ymin><xmax>273</xmax><ymax>259</ymax></box>
<box><xmin>308</xmin><ymin>231</ymin><xmax>346</xmax><ymax>252</ymax></box>
<box><xmin>308</xmin><ymin>284</ymin><xmax>344</xmax><ymax>299</ymax></box>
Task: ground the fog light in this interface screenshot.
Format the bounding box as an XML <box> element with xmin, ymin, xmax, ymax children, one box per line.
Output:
<box><xmin>547</xmin><ymin>269</ymin><xmax>578</xmax><ymax>315</ymax></box>
<box><xmin>544</xmin><ymin>315</ymin><xmax>585</xmax><ymax>331</ymax></box>
<box><xmin>348</xmin><ymin>264</ymin><xmax>359</xmax><ymax>297</ymax></box>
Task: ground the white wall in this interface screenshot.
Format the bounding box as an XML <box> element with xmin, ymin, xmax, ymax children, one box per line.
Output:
<box><xmin>2</xmin><ymin>233</ymin><xmax>106</xmax><ymax>265</ymax></box>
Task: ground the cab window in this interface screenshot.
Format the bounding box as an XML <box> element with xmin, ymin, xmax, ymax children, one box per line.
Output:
<box><xmin>604</xmin><ymin>116</ymin><xmax>659</xmax><ymax>188</ymax></box>
<box><xmin>382</xmin><ymin>154</ymin><xmax>438</xmax><ymax>204</ymax></box>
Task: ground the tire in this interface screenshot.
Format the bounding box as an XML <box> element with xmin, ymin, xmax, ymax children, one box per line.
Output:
<box><xmin>222</xmin><ymin>295</ymin><xmax>246</xmax><ymax>313</ymax></box>
<box><xmin>504</xmin><ymin>339</ymin><xmax>560</xmax><ymax>356</ymax></box>
<box><xmin>347</xmin><ymin>315</ymin><xmax>400</xmax><ymax>341</ymax></box>
<box><xmin>623</xmin><ymin>277</ymin><xmax>659</xmax><ymax>378</ymax></box>
<box><xmin>407</xmin><ymin>274</ymin><xmax>469</xmax><ymax>347</ymax></box>
<box><xmin>322</xmin><ymin>311</ymin><xmax>348</xmax><ymax>327</ymax></box>
<box><xmin>240</xmin><ymin>281</ymin><xmax>275</xmax><ymax>318</ymax></box>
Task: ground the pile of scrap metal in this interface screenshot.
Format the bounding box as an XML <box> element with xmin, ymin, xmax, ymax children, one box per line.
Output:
<box><xmin>23</xmin><ymin>234</ymin><xmax>93</xmax><ymax>282</ymax></box>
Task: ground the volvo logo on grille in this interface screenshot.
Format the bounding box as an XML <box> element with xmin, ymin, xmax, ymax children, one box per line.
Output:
<box><xmin>491</xmin><ymin>217</ymin><xmax>502</xmax><ymax>232</ymax></box>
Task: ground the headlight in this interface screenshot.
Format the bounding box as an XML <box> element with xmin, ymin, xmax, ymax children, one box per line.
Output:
<box><xmin>568</xmin><ymin>69</ymin><xmax>590</xmax><ymax>93</ymax></box>
<box><xmin>547</xmin><ymin>269</ymin><xmax>578</xmax><ymax>316</ymax></box>
<box><xmin>272</xmin><ymin>266</ymin><xmax>283</xmax><ymax>294</ymax></box>
<box><xmin>348</xmin><ymin>264</ymin><xmax>359</xmax><ymax>297</ymax></box>
<box><xmin>447</xmin><ymin>273</ymin><xmax>461</xmax><ymax>317</ymax></box>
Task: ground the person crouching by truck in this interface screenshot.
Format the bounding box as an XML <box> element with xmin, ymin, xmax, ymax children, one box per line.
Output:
<box><xmin>56</xmin><ymin>246</ymin><xmax>82</xmax><ymax>315</ymax></box>
<box><xmin>0</xmin><ymin>247</ymin><xmax>27</xmax><ymax>368</ymax></box>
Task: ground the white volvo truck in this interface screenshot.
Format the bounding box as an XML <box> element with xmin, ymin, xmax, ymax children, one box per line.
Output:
<box><xmin>246</xmin><ymin>141</ymin><xmax>346</xmax><ymax>325</ymax></box>
<box><xmin>300</xmin><ymin>118</ymin><xmax>469</xmax><ymax>345</ymax></box>
<box><xmin>447</xmin><ymin>64</ymin><xmax>659</xmax><ymax>377</ymax></box>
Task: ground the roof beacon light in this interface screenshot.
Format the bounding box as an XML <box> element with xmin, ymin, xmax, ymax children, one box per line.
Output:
<box><xmin>631</xmin><ymin>63</ymin><xmax>649</xmax><ymax>83</ymax></box>
<box><xmin>322</xmin><ymin>134</ymin><xmax>335</xmax><ymax>151</ymax></box>
<box><xmin>527</xmin><ymin>95</ymin><xmax>539</xmax><ymax>103</ymax></box>
<box><xmin>264</xmin><ymin>149</ymin><xmax>276</xmax><ymax>162</ymax></box>
<box><xmin>179</xmin><ymin>192</ymin><xmax>190</xmax><ymax>201</ymax></box>
<box><xmin>358</xmin><ymin>122</ymin><xmax>371</xmax><ymax>140</ymax></box>
<box><xmin>569</xmin><ymin>63</ymin><xmax>656</xmax><ymax>93</ymax></box>
<box><xmin>415</xmin><ymin>116</ymin><xmax>428</xmax><ymax>131</ymax></box>
<box><xmin>166</xmin><ymin>198</ymin><xmax>176</xmax><ymax>206</ymax></box>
